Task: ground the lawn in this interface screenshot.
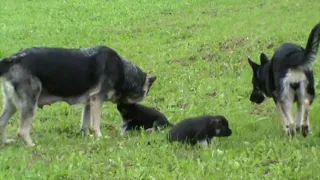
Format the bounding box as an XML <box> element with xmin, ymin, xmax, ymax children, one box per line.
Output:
<box><xmin>1</xmin><ymin>0</ymin><xmax>320</xmax><ymax>179</ymax></box>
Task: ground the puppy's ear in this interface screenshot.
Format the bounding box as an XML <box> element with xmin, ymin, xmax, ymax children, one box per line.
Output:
<box><xmin>148</xmin><ymin>76</ymin><xmax>157</xmax><ymax>87</ymax></box>
<box><xmin>248</xmin><ymin>57</ymin><xmax>260</xmax><ymax>72</ymax></box>
<box><xmin>260</xmin><ymin>53</ymin><xmax>269</xmax><ymax>65</ymax></box>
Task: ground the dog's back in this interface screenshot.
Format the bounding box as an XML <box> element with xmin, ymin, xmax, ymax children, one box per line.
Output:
<box><xmin>7</xmin><ymin>46</ymin><xmax>122</xmax><ymax>97</ymax></box>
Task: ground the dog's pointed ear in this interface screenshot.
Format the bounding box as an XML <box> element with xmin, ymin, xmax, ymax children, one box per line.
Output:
<box><xmin>260</xmin><ymin>53</ymin><xmax>269</xmax><ymax>65</ymax></box>
<box><xmin>248</xmin><ymin>57</ymin><xmax>259</xmax><ymax>72</ymax></box>
<box><xmin>148</xmin><ymin>76</ymin><xmax>157</xmax><ymax>87</ymax></box>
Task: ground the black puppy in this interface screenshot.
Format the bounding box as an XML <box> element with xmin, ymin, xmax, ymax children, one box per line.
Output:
<box><xmin>248</xmin><ymin>23</ymin><xmax>320</xmax><ymax>137</ymax></box>
<box><xmin>168</xmin><ymin>115</ymin><xmax>232</xmax><ymax>147</ymax></box>
<box><xmin>117</xmin><ymin>103</ymin><xmax>173</xmax><ymax>135</ymax></box>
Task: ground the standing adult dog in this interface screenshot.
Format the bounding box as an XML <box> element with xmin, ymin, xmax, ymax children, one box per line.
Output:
<box><xmin>0</xmin><ymin>46</ymin><xmax>156</xmax><ymax>146</ymax></box>
<box><xmin>248</xmin><ymin>23</ymin><xmax>320</xmax><ymax>137</ymax></box>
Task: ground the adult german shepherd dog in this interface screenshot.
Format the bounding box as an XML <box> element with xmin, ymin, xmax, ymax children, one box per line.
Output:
<box><xmin>0</xmin><ymin>46</ymin><xmax>156</xmax><ymax>146</ymax></box>
<box><xmin>248</xmin><ymin>23</ymin><xmax>320</xmax><ymax>137</ymax></box>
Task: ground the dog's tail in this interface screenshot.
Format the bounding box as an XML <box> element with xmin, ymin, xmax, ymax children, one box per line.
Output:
<box><xmin>0</xmin><ymin>58</ymin><xmax>15</xmax><ymax>76</ymax></box>
<box><xmin>305</xmin><ymin>23</ymin><xmax>320</xmax><ymax>64</ymax></box>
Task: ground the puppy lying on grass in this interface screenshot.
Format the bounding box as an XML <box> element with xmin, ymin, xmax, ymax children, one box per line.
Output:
<box><xmin>117</xmin><ymin>103</ymin><xmax>173</xmax><ymax>135</ymax></box>
<box><xmin>168</xmin><ymin>115</ymin><xmax>232</xmax><ymax>147</ymax></box>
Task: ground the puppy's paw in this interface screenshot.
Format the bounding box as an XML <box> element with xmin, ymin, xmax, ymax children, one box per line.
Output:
<box><xmin>3</xmin><ymin>138</ymin><xmax>15</xmax><ymax>145</ymax></box>
<box><xmin>120</xmin><ymin>131</ymin><xmax>128</xmax><ymax>137</ymax></box>
<box><xmin>145</xmin><ymin>128</ymin><xmax>155</xmax><ymax>132</ymax></box>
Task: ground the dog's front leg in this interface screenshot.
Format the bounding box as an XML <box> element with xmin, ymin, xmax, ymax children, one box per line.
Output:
<box><xmin>80</xmin><ymin>104</ymin><xmax>91</xmax><ymax>136</ymax></box>
<box><xmin>89</xmin><ymin>95</ymin><xmax>103</xmax><ymax>137</ymax></box>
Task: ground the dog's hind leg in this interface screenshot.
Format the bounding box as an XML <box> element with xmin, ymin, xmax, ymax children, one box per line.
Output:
<box><xmin>0</xmin><ymin>96</ymin><xmax>17</xmax><ymax>145</ymax></box>
<box><xmin>80</xmin><ymin>104</ymin><xmax>91</xmax><ymax>136</ymax></box>
<box><xmin>278</xmin><ymin>99</ymin><xmax>296</xmax><ymax>136</ymax></box>
<box><xmin>301</xmin><ymin>72</ymin><xmax>315</xmax><ymax>137</ymax></box>
<box><xmin>302</xmin><ymin>94</ymin><xmax>314</xmax><ymax>137</ymax></box>
<box><xmin>18</xmin><ymin>104</ymin><xmax>37</xmax><ymax>147</ymax></box>
<box><xmin>295</xmin><ymin>82</ymin><xmax>306</xmax><ymax>133</ymax></box>
<box><xmin>89</xmin><ymin>94</ymin><xmax>103</xmax><ymax>137</ymax></box>
<box><xmin>278</xmin><ymin>79</ymin><xmax>296</xmax><ymax>136</ymax></box>
<box><xmin>276</xmin><ymin>102</ymin><xmax>290</xmax><ymax>133</ymax></box>
<box><xmin>16</xmin><ymin>78</ymin><xmax>41</xmax><ymax>147</ymax></box>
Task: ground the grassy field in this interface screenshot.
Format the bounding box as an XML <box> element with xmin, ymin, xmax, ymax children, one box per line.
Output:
<box><xmin>1</xmin><ymin>0</ymin><xmax>320</xmax><ymax>179</ymax></box>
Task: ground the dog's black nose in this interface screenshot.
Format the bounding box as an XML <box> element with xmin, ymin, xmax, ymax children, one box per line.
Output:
<box><xmin>250</xmin><ymin>90</ymin><xmax>265</xmax><ymax>104</ymax></box>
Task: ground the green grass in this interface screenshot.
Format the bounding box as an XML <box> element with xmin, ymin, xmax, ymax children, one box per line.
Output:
<box><xmin>1</xmin><ymin>0</ymin><xmax>320</xmax><ymax>179</ymax></box>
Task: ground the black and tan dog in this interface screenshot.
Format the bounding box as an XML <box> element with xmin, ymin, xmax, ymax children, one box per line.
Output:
<box><xmin>168</xmin><ymin>115</ymin><xmax>232</xmax><ymax>147</ymax></box>
<box><xmin>117</xmin><ymin>103</ymin><xmax>173</xmax><ymax>135</ymax></box>
<box><xmin>0</xmin><ymin>46</ymin><xmax>156</xmax><ymax>146</ymax></box>
<box><xmin>248</xmin><ymin>23</ymin><xmax>320</xmax><ymax>136</ymax></box>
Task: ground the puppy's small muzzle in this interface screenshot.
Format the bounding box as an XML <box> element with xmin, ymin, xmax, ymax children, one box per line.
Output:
<box><xmin>227</xmin><ymin>129</ymin><xmax>232</xmax><ymax>136</ymax></box>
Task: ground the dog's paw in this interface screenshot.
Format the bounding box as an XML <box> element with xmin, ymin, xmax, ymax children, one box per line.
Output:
<box><xmin>94</xmin><ymin>131</ymin><xmax>102</xmax><ymax>137</ymax></box>
<box><xmin>80</xmin><ymin>129</ymin><xmax>90</xmax><ymax>137</ymax></box>
<box><xmin>286</xmin><ymin>124</ymin><xmax>296</xmax><ymax>137</ymax></box>
<box><xmin>26</xmin><ymin>143</ymin><xmax>36</xmax><ymax>147</ymax></box>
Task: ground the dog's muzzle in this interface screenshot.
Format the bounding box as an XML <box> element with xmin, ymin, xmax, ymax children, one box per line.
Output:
<box><xmin>250</xmin><ymin>90</ymin><xmax>265</xmax><ymax>104</ymax></box>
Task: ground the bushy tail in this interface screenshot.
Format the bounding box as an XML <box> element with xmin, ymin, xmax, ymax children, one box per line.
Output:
<box><xmin>305</xmin><ymin>23</ymin><xmax>320</xmax><ymax>63</ymax></box>
<box><xmin>0</xmin><ymin>58</ymin><xmax>14</xmax><ymax>76</ymax></box>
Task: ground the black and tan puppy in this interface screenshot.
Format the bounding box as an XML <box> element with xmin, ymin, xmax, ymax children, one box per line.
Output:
<box><xmin>168</xmin><ymin>115</ymin><xmax>232</xmax><ymax>147</ymax></box>
<box><xmin>117</xmin><ymin>103</ymin><xmax>173</xmax><ymax>135</ymax></box>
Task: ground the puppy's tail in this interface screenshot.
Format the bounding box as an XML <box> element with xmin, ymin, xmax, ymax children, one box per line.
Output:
<box><xmin>305</xmin><ymin>23</ymin><xmax>320</xmax><ymax>64</ymax></box>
